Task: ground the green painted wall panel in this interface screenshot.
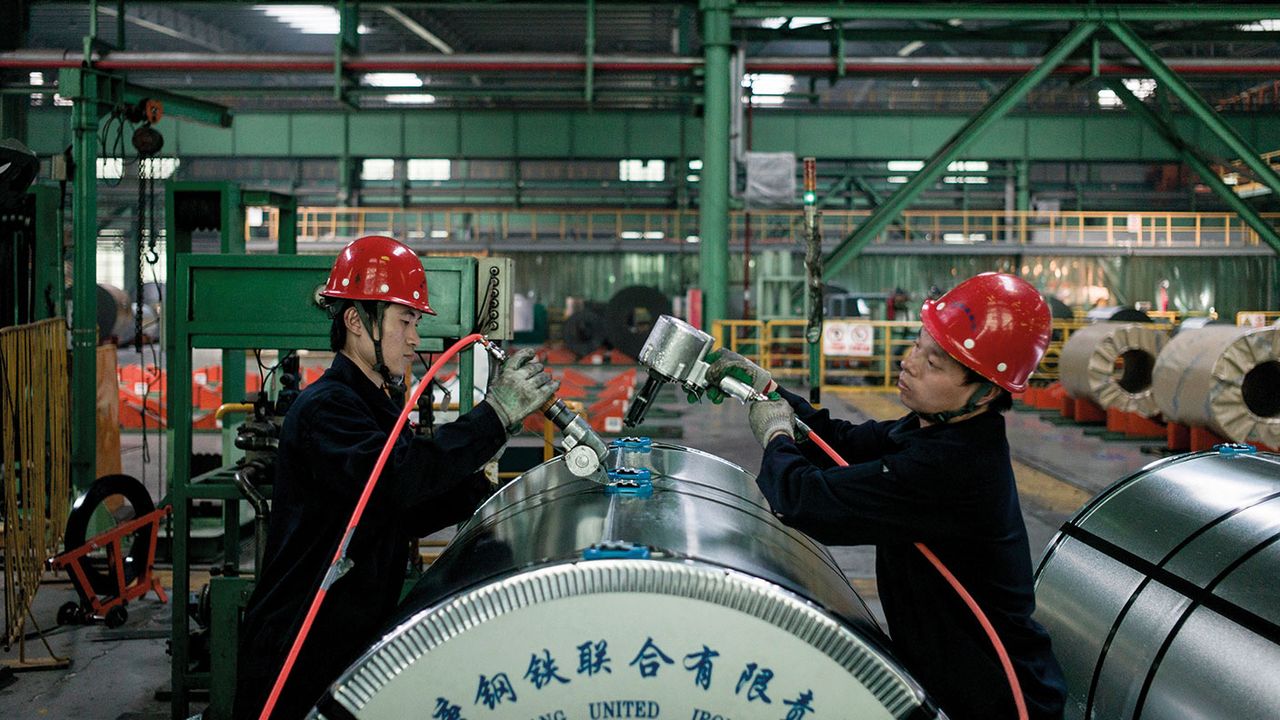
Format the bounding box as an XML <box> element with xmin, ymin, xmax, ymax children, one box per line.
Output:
<box><xmin>851</xmin><ymin>116</ymin><xmax>911</xmax><ymax>157</ymax></box>
<box><xmin>461</xmin><ymin>112</ymin><xmax>516</xmax><ymax>157</ymax></box>
<box><xmin>907</xmin><ymin>116</ymin><xmax>961</xmax><ymax>157</ymax></box>
<box><xmin>174</xmin><ymin>117</ymin><xmax>234</xmax><ymax>155</ymax></box>
<box><xmin>631</xmin><ymin>114</ymin><xmax>684</xmax><ymax>157</ymax></box>
<box><xmin>348</xmin><ymin>114</ymin><xmax>403</xmax><ymax>156</ymax></box>
<box><xmin>405</xmin><ymin>113</ymin><xmax>461</xmax><ymax>156</ymax></box>
<box><xmin>684</xmin><ymin>116</ymin><xmax>704</xmax><ymax>158</ymax></box>
<box><xmin>1083</xmin><ymin>117</ymin><xmax>1144</xmax><ymax>159</ymax></box>
<box><xmin>1027</xmin><ymin>117</ymin><xmax>1083</xmax><ymax>158</ymax></box>
<box><xmin>970</xmin><ymin>118</ymin><xmax>1027</xmax><ymax>158</ymax></box>
<box><xmin>571</xmin><ymin>112</ymin><xmax>626</xmax><ymax>156</ymax></box>
<box><xmin>234</xmin><ymin>115</ymin><xmax>290</xmax><ymax>156</ymax></box>
<box><xmin>752</xmin><ymin>116</ymin><xmax>797</xmax><ymax>152</ymax></box>
<box><xmin>291</xmin><ymin>114</ymin><xmax>344</xmax><ymax>157</ymax></box>
<box><xmin>796</xmin><ymin>115</ymin><xmax>856</xmax><ymax>156</ymax></box>
<box><xmin>516</xmin><ymin>112</ymin><xmax>571</xmax><ymax>157</ymax></box>
<box><xmin>26</xmin><ymin>111</ymin><xmax>70</xmax><ymax>153</ymax></box>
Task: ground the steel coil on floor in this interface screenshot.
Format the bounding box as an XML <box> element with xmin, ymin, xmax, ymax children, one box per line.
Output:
<box><xmin>1034</xmin><ymin>447</ymin><xmax>1280</xmax><ymax>720</ymax></box>
<box><xmin>1152</xmin><ymin>324</ymin><xmax>1280</xmax><ymax>447</ymax></box>
<box><xmin>1059</xmin><ymin>322</ymin><xmax>1168</xmax><ymax>417</ymax></box>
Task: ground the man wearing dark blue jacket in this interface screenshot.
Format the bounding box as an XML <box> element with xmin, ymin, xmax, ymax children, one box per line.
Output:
<box><xmin>235</xmin><ymin>236</ymin><xmax>557</xmax><ymax>719</ymax></box>
<box><xmin>713</xmin><ymin>273</ymin><xmax>1067</xmax><ymax>720</ymax></box>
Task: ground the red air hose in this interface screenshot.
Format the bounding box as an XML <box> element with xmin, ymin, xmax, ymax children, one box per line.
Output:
<box><xmin>258</xmin><ymin>333</ymin><xmax>487</xmax><ymax>720</ymax></box>
<box><xmin>804</xmin><ymin>429</ymin><xmax>1030</xmax><ymax>720</ymax></box>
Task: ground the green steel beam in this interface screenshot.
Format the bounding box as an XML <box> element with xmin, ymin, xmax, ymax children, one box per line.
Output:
<box><xmin>824</xmin><ymin>22</ymin><xmax>1098</xmax><ymax>280</ymax></box>
<box><xmin>1107</xmin><ymin>78</ymin><xmax>1280</xmax><ymax>256</ymax></box>
<box><xmin>65</xmin><ymin>68</ymin><xmax>99</xmax><ymax>492</ymax></box>
<box><xmin>1106</xmin><ymin>21</ymin><xmax>1280</xmax><ymax>199</ymax></box>
<box><xmin>735</xmin><ymin>4</ymin><xmax>1280</xmax><ymax>22</ymax></box>
<box><xmin>739</xmin><ymin>26</ymin><xmax>1280</xmax><ymax>44</ymax></box>
<box><xmin>699</xmin><ymin>0</ymin><xmax>731</xmax><ymax>329</ymax></box>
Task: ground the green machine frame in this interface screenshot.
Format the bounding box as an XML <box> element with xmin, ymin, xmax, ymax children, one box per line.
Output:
<box><xmin>164</xmin><ymin>186</ymin><xmax>479</xmax><ymax>718</ymax></box>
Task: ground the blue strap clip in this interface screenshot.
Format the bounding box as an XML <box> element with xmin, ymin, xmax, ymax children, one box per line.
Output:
<box><xmin>583</xmin><ymin>541</ymin><xmax>651</xmax><ymax>560</ymax></box>
<box><xmin>610</xmin><ymin>436</ymin><xmax>653</xmax><ymax>452</ymax></box>
<box><xmin>1215</xmin><ymin>442</ymin><xmax>1257</xmax><ymax>455</ymax></box>
<box><xmin>605</xmin><ymin>467</ymin><xmax>653</xmax><ymax>496</ymax></box>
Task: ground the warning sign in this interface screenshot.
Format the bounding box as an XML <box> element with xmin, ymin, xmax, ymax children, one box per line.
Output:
<box><xmin>823</xmin><ymin>321</ymin><xmax>875</xmax><ymax>357</ymax></box>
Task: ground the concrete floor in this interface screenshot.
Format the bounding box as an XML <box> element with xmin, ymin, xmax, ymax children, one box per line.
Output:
<box><xmin>0</xmin><ymin>380</ymin><xmax>1157</xmax><ymax>719</ymax></box>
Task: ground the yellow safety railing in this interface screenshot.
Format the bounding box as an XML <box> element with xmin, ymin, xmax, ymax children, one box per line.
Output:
<box><xmin>271</xmin><ymin>206</ymin><xmax>1280</xmax><ymax>249</ymax></box>
<box><xmin>1</xmin><ymin>318</ymin><xmax>71</xmax><ymax>662</ymax></box>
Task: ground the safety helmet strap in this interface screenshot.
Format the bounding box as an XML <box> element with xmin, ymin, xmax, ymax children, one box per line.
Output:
<box><xmin>918</xmin><ymin>380</ymin><xmax>995</xmax><ymax>425</ymax></box>
<box><xmin>353</xmin><ymin>301</ymin><xmax>407</xmax><ymax>401</ymax></box>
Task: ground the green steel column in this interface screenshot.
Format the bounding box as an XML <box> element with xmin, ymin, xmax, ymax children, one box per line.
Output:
<box><xmin>30</xmin><ymin>185</ymin><xmax>64</xmax><ymax>319</ymax></box>
<box><xmin>585</xmin><ymin>0</ymin><xmax>596</xmax><ymax>103</ymax></box>
<box><xmin>1108</xmin><ymin>78</ymin><xmax>1280</xmax><ymax>255</ymax></box>
<box><xmin>699</xmin><ymin>0</ymin><xmax>732</xmax><ymax>330</ymax></box>
<box><xmin>824</xmin><ymin>22</ymin><xmax>1097</xmax><ymax>279</ymax></box>
<box><xmin>220</xmin><ymin>186</ymin><xmax>246</xmax><ymax>464</ymax></box>
<box><xmin>1108</xmin><ymin>21</ymin><xmax>1280</xmax><ymax>198</ymax></box>
<box><xmin>1016</xmin><ymin>158</ymin><xmax>1030</xmax><ymax>211</ymax></box>
<box><xmin>68</xmin><ymin>69</ymin><xmax>99</xmax><ymax>491</ymax></box>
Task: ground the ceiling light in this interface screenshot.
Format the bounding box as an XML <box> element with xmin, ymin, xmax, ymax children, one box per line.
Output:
<box><xmin>887</xmin><ymin>176</ymin><xmax>909</xmax><ymax>184</ymax></box>
<box><xmin>760</xmin><ymin>17</ymin><xmax>788</xmax><ymax>29</ymax></box>
<box><xmin>362</xmin><ymin>73</ymin><xmax>423</xmax><ymax>87</ymax></box>
<box><xmin>749</xmin><ymin>95</ymin><xmax>786</xmax><ymax>106</ymax></box>
<box><xmin>743</xmin><ymin>73</ymin><xmax>794</xmax><ymax>95</ymax></box>
<box><xmin>257</xmin><ymin>5</ymin><xmax>370</xmax><ymax>34</ymax></box>
<box><xmin>1240</xmin><ymin>19</ymin><xmax>1280</xmax><ymax>31</ymax></box>
<box><xmin>385</xmin><ymin>93</ymin><xmax>436</xmax><ymax>104</ymax></box>
<box><xmin>887</xmin><ymin>160</ymin><xmax>924</xmax><ymax>172</ymax></box>
<box><xmin>29</xmin><ymin>72</ymin><xmax>43</xmax><ymax>85</ymax></box>
<box><xmin>788</xmin><ymin>17</ymin><xmax>831</xmax><ymax>29</ymax></box>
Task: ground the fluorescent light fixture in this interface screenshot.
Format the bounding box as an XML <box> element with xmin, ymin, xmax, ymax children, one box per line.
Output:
<box><xmin>362</xmin><ymin>73</ymin><xmax>422</xmax><ymax>87</ymax></box>
<box><xmin>430</xmin><ymin>229</ymin><xmax>450</xmax><ymax>239</ymax></box>
<box><xmin>743</xmin><ymin>73</ymin><xmax>794</xmax><ymax>95</ymax></box>
<box><xmin>686</xmin><ymin>174</ymin><xmax>700</xmax><ymax>183</ymax></box>
<box><xmin>1240</xmin><ymin>19</ymin><xmax>1280</xmax><ymax>31</ymax></box>
<box><xmin>947</xmin><ymin>161</ymin><xmax>988</xmax><ymax>172</ymax></box>
<box><xmin>52</xmin><ymin>93</ymin><xmax>72</xmax><ymax>107</ymax></box>
<box><xmin>408</xmin><ymin>159</ymin><xmax>451</xmax><ymax>181</ymax></box>
<box><xmin>621</xmin><ymin>231</ymin><xmax>643</xmax><ymax>240</ymax></box>
<box><xmin>644</xmin><ymin>231</ymin><xmax>664</xmax><ymax>240</ymax></box>
<box><xmin>688</xmin><ymin>159</ymin><xmax>703</xmax><ymax>170</ymax></box>
<box><xmin>1098</xmin><ymin>78</ymin><xmax>1156</xmax><ymax>108</ymax></box>
<box><xmin>887</xmin><ymin>176</ymin><xmax>910</xmax><ymax>184</ymax></box>
<box><xmin>1222</xmin><ymin>173</ymin><xmax>1240</xmax><ymax>186</ymax></box>
<box><xmin>360</xmin><ymin>158</ymin><xmax>395</xmax><ymax>181</ymax></box>
<box><xmin>619</xmin><ymin>159</ymin><xmax>665</xmax><ymax>182</ymax></box>
<box><xmin>943</xmin><ymin>176</ymin><xmax>988</xmax><ymax>184</ymax></box>
<box><xmin>942</xmin><ymin>233</ymin><xmax>988</xmax><ymax>243</ymax></box>
<box><xmin>247</xmin><ymin>207</ymin><xmax>264</xmax><ymax>227</ymax></box>
<box><xmin>1097</xmin><ymin>89</ymin><xmax>1122</xmax><ymax>107</ymax></box>
<box><xmin>760</xmin><ymin>17</ymin><xmax>788</xmax><ymax>29</ymax></box>
<box><xmin>29</xmin><ymin>72</ymin><xmax>43</xmax><ymax>85</ymax></box>
<box><xmin>257</xmin><ymin>5</ymin><xmax>369</xmax><ymax>34</ymax></box>
<box><xmin>897</xmin><ymin>41</ymin><xmax>924</xmax><ymax>57</ymax></box>
<box><xmin>685</xmin><ymin>235</ymin><xmax>700</xmax><ymax>243</ymax></box>
<box><xmin>887</xmin><ymin>160</ymin><xmax>924</xmax><ymax>172</ymax></box>
<box><xmin>385</xmin><ymin>93</ymin><xmax>436</xmax><ymax>104</ymax></box>
<box><xmin>749</xmin><ymin>95</ymin><xmax>786</xmax><ymax>106</ymax></box>
<box><xmin>789</xmin><ymin>17</ymin><xmax>831</xmax><ymax>29</ymax></box>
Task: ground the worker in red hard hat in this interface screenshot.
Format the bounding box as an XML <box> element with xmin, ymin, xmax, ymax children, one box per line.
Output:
<box><xmin>235</xmin><ymin>235</ymin><xmax>558</xmax><ymax>719</ymax></box>
<box><xmin>711</xmin><ymin>272</ymin><xmax>1066</xmax><ymax>719</ymax></box>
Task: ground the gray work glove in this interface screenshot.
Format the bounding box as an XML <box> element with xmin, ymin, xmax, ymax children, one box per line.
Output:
<box><xmin>749</xmin><ymin>397</ymin><xmax>795</xmax><ymax>448</ymax></box>
<box><xmin>485</xmin><ymin>348</ymin><xmax>560</xmax><ymax>434</ymax></box>
<box><xmin>704</xmin><ymin>349</ymin><xmax>775</xmax><ymax>404</ymax></box>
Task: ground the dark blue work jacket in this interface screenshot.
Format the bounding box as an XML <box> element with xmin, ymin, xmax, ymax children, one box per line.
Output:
<box><xmin>235</xmin><ymin>352</ymin><xmax>505</xmax><ymax>719</ymax></box>
<box><xmin>757</xmin><ymin>385</ymin><xmax>1067</xmax><ymax>720</ymax></box>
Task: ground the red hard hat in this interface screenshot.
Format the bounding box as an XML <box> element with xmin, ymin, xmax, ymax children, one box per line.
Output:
<box><xmin>919</xmin><ymin>272</ymin><xmax>1051</xmax><ymax>393</ymax></box>
<box><xmin>320</xmin><ymin>235</ymin><xmax>435</xmax><ymax>315</ymax></box>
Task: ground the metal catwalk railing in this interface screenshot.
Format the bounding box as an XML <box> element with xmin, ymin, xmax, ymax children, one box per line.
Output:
<box><xmin>256</xmin><ymin>206</ymin><xmax>1280</xmax><ymax>250</ymax></box>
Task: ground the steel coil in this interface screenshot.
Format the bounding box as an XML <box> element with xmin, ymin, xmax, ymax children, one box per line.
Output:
<box><xmin>312</xmin><ymin>441</ymin><xmax>939</xmax><ymax>720</ymax></box>
<box><xmin>1152</xmin><ymin>325</ymin><xmax>1280</xmax><ymax>447</ymax></box>
<box><xmin>1035</xmin><ymin>447</ymin><xmax>1280</xmax><ymax>720</ymax></box>
<box><xmin>1059</xmin><ymin>322</ymin><xmax>1168</xmax><ymax>417</ymax></box>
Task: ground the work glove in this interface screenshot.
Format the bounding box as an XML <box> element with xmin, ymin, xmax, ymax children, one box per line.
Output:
<box><xmin>486</xmin><ymin>348</ymin><xmax>560</xmax><ymax>434</ymax></box>
<box><xmin>702</xmin><ymin>349</ymin><xmax>775</xmax><ymax>404</ymax></box>
<box><xmin>749</xmin><ymin>396</ymin><xmax>794</xmax><ymax>448</ymax></box>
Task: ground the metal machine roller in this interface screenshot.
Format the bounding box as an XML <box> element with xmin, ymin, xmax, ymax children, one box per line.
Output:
<box><xmin>1034</xmin><ymin>447</ymin><xmax>1280</xmax><ymax>720</ymax></box>
<box><xmin>1152</xmin><ymin>324</ymin><xmax>1280</xmax><ymax>447</ymax></box>
<box><xmin>312</xmin><ymin>441</ymin><xmax>940</xmax><ymax>720</ymax></box>
<box><xmin>1059</xmin><ymin>322</ymin><xmax>1168</xmax><ymax>417</ymax></box>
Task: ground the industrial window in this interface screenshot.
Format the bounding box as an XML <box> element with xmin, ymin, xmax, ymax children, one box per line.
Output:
<box><xmin>360</xmin><ymin>159</ymin><xmax>396</xmax><ymax>181</ymax></box>
<box><xmin>96</xmin><ymin>157</ymin><xmax>180</xmax><ymax>180</ymax></box>
<box><xmin>619</xmin><ymin>159</ymin><xmax>665</xmax><ymax>182</ymax></box>
<box><xmin>408</xmin><ymin>159</ymin><xmax>452</xmax><ymax>181</ymax></box>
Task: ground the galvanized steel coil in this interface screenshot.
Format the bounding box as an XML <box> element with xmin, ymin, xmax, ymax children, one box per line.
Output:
<box><xmin>1034</xmin><ymin>447</ymin><xmax>1280</xmax><ymax>720</ymax></box>
<box><xmin>1058</xmin><ymin>322</ymin><xmax>1168</xmax><ymax>417</ymax></box>
<box><xmin>312</xmin><ymin>441</ymin><xmax>939</xmax><ymax>720</ymax></box>
<box><xmin>1152</xmin><ymin>324</ymin><xmax>1280</xmax><ymax>447</ymax></box>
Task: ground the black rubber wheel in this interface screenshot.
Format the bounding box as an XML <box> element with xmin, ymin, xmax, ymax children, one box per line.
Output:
<box><xmin>603</xmin><ymin>286</ymin><xmax>672</xmax><ymax>361</ymax></box>
<box><xmin>63</xmin><ymin>474</ymin><xmax>156</xmax><ymax>596</ymax></box>
<box><xmin>104</xmin><ymin>605</ymin><xmax>128</xmax><ymax>628</ymax></box>
<box><xmin>57</xmin><ymin>601</ymin><xmax>82</xmax><ymax>626</ymax></box>
<box><xmin>562</xmin><ymin>308</ymin><xmax>608</xmax><ymax>357</ymax></box>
